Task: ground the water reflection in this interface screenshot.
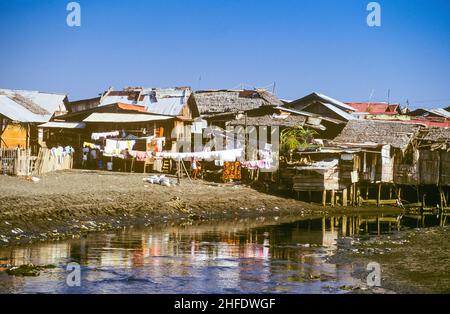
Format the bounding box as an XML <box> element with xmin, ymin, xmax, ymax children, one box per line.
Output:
<box><xmin>0</xmin><ymin>212</ymin><xmax>444</xmax><ymax>294</ymax></box>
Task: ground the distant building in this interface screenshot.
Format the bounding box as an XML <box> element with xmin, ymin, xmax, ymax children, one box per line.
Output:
<box><xmin>285</xmin><ymin>92</ymin><xmax>357</xmax><ymax>122</ymax></box>
<box><xmin>346</xmin><ymin>102</ymin><xmax>401</xmax><ymax>119</ymax></box>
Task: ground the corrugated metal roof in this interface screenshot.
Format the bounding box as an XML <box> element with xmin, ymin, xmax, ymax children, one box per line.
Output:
<box><xmin>141</xmin><ymin>96</ymin><xmax>185</xmax><ymax>116</ymax></box>
<box><xmin>0</xmin><ymin>89</ymin><xmax>66</xmax><ymax>123</ymax></box>
<box><xmin>321</xmin><ymin>102</ymin><xmax>356</xmax><ymax>121</ymax></box>
<box><xmin>100</xmin><ymin>95</ymin><xmax>137</xmax><ymax>106</ymax></box>
<box><xmin>314</xmin><ymin>93</ymin><xmax>356</xmax><ymax>112</ymax></box>
<box><xmin>98</xmin><ymin>87</ymin><xmax>190</xmax><ymax>116</ymax></box>
<box><xmin>38</xmin><ymin>122</ymin><xmax>86</xmax><ymax>129</ymax></box>
<box><xmin>83</xmin><ymin>113</ymin><xmax>174</xmax><ymax>123</ymax></box>
<box><xmin>425</xmin><ymin>108</ymin><xmax>450</xmax><ymax>119</ymax></box>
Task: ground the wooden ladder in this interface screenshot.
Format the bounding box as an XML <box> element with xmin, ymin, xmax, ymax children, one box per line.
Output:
<box><xmin>162</xmin><ymin>159</ymin><xmax>171</xmax><ymax>173</ymax></box>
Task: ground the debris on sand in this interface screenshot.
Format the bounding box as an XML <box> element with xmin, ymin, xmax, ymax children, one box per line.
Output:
<box><xmin>143</xmin><ymin>175</ymin><xmax>174</xmax><ymax>187</ymax></box>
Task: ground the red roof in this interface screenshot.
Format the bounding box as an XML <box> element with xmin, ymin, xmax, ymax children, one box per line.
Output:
<box><xmin>370</xmin><ymin>116</ymin><xmax>450</xmax><ymax>128</ymax></box>
<box><xmin>404</xmin><ymin>118</ymin><xmax>450</xmax><ymax>128</ymax></box>
<box><xmin>346</xmin><ymin>102</ymin><xmax>400</xmax><ymax>115</ymax></box>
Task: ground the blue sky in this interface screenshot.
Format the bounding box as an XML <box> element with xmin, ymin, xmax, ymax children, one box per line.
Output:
<box><xmin>0</xmin><ymin>0</ymin><xmax>449</xmax><ymax>108</ymax></box>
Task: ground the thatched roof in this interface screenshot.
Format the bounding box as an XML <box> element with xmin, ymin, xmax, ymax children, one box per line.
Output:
<box><xmin>192</xmin><ymin>89</ymin><xmax>283</xmax><ymax>116</ymax></box>
<box><xmin>420</xmin><ymin>127</ymin><xmax>450</xmax><ymax>142</ymax></box>
<box><xmin>331</xmin><ymin>120</ymin><xmax>422</xmax><ymax>150</ymax></box>
<box><xmin>228</xmin><ymin>114</ymin><xmax>307</xmax><ymax>127</ymax></box>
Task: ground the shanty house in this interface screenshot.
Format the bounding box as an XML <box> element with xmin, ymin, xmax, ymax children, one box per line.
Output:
<box><xmin>331</xmin><ymin>120</ymin><xmax>422</xmax><ymax>185</ymax></box>
<box><xmin>45</xmin><ymin>86</ymin><xmax>198</xmax><ymax>150</ymax></box>
<box><xmin>286</xmin><ymin>92</ymin><xmax>357</xmax><ymax>122</ymax></box>
<box><xmin>416</xmin><ymin>127</ymin><xmax>450</xmax><ymax>186</ymax></box>
<box><xmin>0</xmin><ymin>89</ymin><xmax>68</xmax><ymax>153</ymax></box>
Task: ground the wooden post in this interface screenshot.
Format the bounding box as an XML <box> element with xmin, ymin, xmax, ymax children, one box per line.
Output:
<box><xmin>377</xmin><ymin>183</ymin><xmax>382</xmax><ymax>207</ymax></box>
<box><xmin>322</xmin><ymin>190</ymin><xmax>327</xmax><ymax>208</ymax></box>
<box><xmin>416</xmin><ymin>186</ymin><xmax>421</xmax><ymax>204</ymax></box>
<box><xmin>342</xmin><ymin>188</ymin><xmax>348</xmax><ymax>207</ymax></box>
<box><xmin>177</xmin><ymin>159</ymin><xmax>181</xmax><ymax>185</ymax></box>
<box><xmin>440</xmin><ymin>187</ymin><xmax>445</xmax><ymax>226</ymax></box>
<box><xmin>322</xmin><ymin>216</ymin><xmax>326</xmax><ymax>235</ymax></box>
<box><xmin>377</xmin><ymin>216</ymin><xmax>381</xmax><ymax>235</ymax></box>
<box><xmin>331</xmin><ymin>190</ymin><xmax>336</xmax><ymax>207</ymax></box>
<box><xmin>342</xmin><ymin>215</ymin><xmax>347</xmax><ymax>237</ymax></box>
<box><xmin>349</xmin><ymin>184</ymin><xmax>354</xmax><ymax>206</ymax></box>
<box><xmin>357</xmin><ymin>186</ymin><xmax>361</xmax><ymax>206</ymax></box>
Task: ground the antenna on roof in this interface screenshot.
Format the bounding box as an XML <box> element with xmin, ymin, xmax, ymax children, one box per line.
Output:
<box><xmin>369</xmin><ymin>89</ymin><xmax>375</xmax><ymax>105</ymax></box>
<box><xmin>272</xmin><ymin>82</ymin><xmax>276</xmax><ymax>95</ymax></box>
<box><xmin>197</xmin><ymin>75</ymin><xmax>202</xmax><ymax>91</ymax></box>
<box><xmin>387</xmin><ymin>89</ymin><xmax>391</xmax><ymax>105</ymax></box>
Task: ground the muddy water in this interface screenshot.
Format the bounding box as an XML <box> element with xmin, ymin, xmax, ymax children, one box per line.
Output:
<box><xmin>0</xmin><ymin>213</ymin><xmax>444</xmax><ymax>294</ymax></box>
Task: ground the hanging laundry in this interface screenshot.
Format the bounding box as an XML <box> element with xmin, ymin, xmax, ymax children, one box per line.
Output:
<box><xmin>134</xmin><ymin>151</ymin><xmax>148</xmax><ymax>161</ymax></box>
<box><xmin>156</xmin><ymin>149</ymin><xmax>243</xmax><ymax>161</ymax></box>
<box><xmin>91</xmin><ymin>131</ymin><xmax>120</xmax><ymax>141</ymax></box>
<box><xmin>241</xmin><ymin>159</ymin><xmax>273</xmax><ymax>170</ymax></box>
<box><xmin>83</xmin><ymin>142</ymin><xmax>102</xmax><ymax>150</ymax></box>
<box><xmin>223</xmin><ymin>162</ymin><xmax>241</xmax><ymax>180</ymax></box>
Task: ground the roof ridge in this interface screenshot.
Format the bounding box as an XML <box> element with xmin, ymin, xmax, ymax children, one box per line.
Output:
<box><xmin>7</xmin><ymin>93</ymin><xmax>50</xmax><ymax>115</ymax></box>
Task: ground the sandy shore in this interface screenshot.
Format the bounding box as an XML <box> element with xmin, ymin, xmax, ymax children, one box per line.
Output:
<box><xmin>0</xmin><ymin>170</ymin><xmax>334</xmax><ymax>246</ymax></box>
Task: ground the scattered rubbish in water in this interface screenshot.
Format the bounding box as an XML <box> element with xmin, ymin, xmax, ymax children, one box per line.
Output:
<box><xmin>4</xmin><ymin>264</ymin><xmax>56</xmax><ymax>277</ymax></box>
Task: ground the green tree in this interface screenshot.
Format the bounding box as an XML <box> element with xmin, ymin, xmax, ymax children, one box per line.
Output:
<box><xmin>280</xmin><ymin>125</ymin><xmax>318</xmax><ymax>162</ymax></box>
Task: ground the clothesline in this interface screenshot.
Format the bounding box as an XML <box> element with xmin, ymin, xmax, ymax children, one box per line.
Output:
<box><xmin>155</xmin><ymin>149</ymin><xmax>244</xmax><ymax>162</ymax></box>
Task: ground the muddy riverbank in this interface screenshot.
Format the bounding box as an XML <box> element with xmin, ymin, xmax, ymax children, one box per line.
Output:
<box><xmin>0</xmin><ymin>170</ymin><xmax>316</xmax><ymax>246</ymax></box>
<box><xmin>0</xmin><ymin>170</ymin><xmax>402</xmax><ymax>247</ymax></box>
<box><xmin>329</xmin><ymin>225</ymin><xmax>450</xmax><ymax>293</ymax></box>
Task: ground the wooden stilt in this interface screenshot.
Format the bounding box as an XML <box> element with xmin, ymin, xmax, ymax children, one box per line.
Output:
<box><xmin>440</xmin><ymin>187</ymin><xmax>444</xmax><ymax>227</ymax></box>
<box><xmin>322</xmin><ymin>190</ymin><xmax>327</xmax><ymax>208</ymax></box>
<box><xmin>342</xmin><ymin>188</ymin><xmax>348</xmax><ymax>207</ymax></box>
<box><xmin>377</xmin><ymin>183</ymin><xmax>381</xmax><ymax>207</ymax></box>
<box><xmin>349</xmin><ymin>184</ymin><xmax>354</xmax><ymax>206</ymax></box>
<box><xmin>357</xmin><ymin>186</ymin><xmax>361</xmax><ymax>206</ymax></box>
<box><xmin>342</xmin><ymin>216</ymin><xmax>347</xmax><ymax>237</ymax></box>
<box><xmin>331</xmin><ymin>190</ymin><xmax>335</xmax><ymax>207</ymax></box>
<box><xmin>416</xmin><ymin>186</ymin><xmax>420</xmax><ymax>204</ymax></box>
